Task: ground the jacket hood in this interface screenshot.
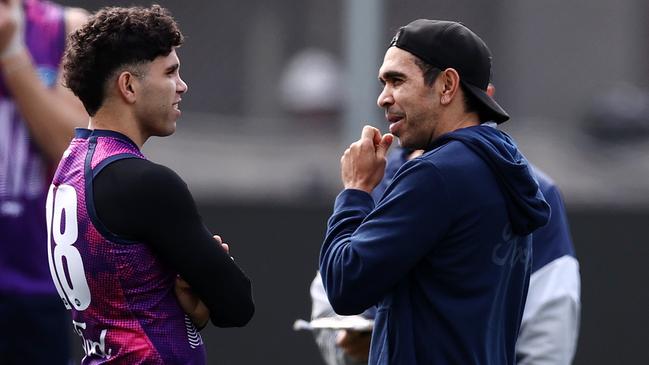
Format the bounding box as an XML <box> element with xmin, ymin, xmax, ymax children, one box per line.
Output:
<box><xmin>429</xmin><ymin>124</ymin><xmax>550</xmax><ymax>235</ymax></box>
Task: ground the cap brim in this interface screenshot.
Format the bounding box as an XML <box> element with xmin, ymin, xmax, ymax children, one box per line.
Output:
<box><xmin>462</xmin><ymin>82</ymin><xmax>510</xmax><ymax>124</ymax></box>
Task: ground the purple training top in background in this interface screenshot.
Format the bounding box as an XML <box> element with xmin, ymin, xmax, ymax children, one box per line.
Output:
<box><xmin>0</xmin><ymin>0</ymin><xmax>66</xmax><ymax>296</ymax></box>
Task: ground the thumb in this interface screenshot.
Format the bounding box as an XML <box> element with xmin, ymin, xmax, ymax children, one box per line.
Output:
<box><xmin>376</xmin><ymin>133</ymin><xmax>394</xmax><ymax>158</ymax></box>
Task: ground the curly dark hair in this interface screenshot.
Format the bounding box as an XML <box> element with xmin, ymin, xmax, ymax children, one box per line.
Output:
<box><xmin>63</xmin><ymin>5</ymin><xmax>184</xmax><ymax>116</ymax></box>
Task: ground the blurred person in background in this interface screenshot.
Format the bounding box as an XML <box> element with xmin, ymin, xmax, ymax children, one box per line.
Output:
<box><xmin>319</xmin><ymin>19</ymin><xmax>550</xmax><ymax>364</ymax></box>
<box><xmin>279</xmin><ymin>48</ymin><xmax>342</xmax><ymax>125</ymax></box>
<box><xmin>0</xmin><ymin>0</ymin><xmax>88</xmax><ymax>363</ymax></box>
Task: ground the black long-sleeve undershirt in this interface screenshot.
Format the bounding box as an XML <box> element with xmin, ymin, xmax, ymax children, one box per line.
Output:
<box><xmin>93</xmin><ymin>158</ymin><xmax>254</xmax><ymax>327</ymax></box>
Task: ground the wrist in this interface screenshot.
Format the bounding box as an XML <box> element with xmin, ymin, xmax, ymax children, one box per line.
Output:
<box><xmin>0</xmin><ymin>3</ymin><xmax>25</xmax><ymax>60</ymax></box>
<box><xmin>343</xmin><ymin>182</ymin><xmax>374</xmax><ymax>194</ymax></box>
<box><xmin>0</xmin><ymin>38</ymin><xmax>25</xmax><ymax>60</ymax></box>
<box><xmin>0</xmin><ymin>49</ymin><xmax>31</xmax><ymax>76</ymax></box>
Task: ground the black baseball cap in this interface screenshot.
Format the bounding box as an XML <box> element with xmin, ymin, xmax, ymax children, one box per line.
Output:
<box><xmin>389</xmin><ymin>19</ymin><xmax>510</xmax><ymax>123</ymax></box>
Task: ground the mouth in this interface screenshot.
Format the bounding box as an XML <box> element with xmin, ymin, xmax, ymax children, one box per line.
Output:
<box><xmin>173</xmin><ymin>99</ymin><xmax>181</xmax><ymax>112</ymax></box>
<box><xmin>386</xmin><ymin>113</ymin><xmax>404</xmax><ymax>134</ymax></box>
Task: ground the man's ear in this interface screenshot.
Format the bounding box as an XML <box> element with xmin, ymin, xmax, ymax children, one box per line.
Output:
<box><xmin>116</xmin><ymin>71</ymin><xmax>139</xmax><ymax>104</ymax></box>
<box><xmin>439</xmin><ymin>68</ymin><xmax>460</xmax><ymax>105</ymax></box>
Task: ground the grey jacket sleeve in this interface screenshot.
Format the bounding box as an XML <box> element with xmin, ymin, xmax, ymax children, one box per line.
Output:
<box><xmin>516</xmin><ymin>256</ymin><xmax>581</xmax><ymax>365</ymax></box>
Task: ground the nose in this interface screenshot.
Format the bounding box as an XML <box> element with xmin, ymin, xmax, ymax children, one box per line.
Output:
<box><xmin>177</xmin><ymin>76</ymin><xmax>188</xmax><ymax>94</ymax></box>
<box><xmin>377</xmin><ymin>86</ymin><xmax>393</xmax><ymax>108</ymax></box>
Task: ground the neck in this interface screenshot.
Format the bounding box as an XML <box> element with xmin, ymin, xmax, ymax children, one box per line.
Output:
<box><xmin>450</xmin><ymin>112</ymin><xmax>481</xmax><ymax>131</ymax></box>
<box><xmin>432</xmin><ymin>111</ymin><xmax>480</xmax><ymax>141</ymax></box>
<box><xmin>89</xmin><ymin>105</ymin><xmax>146</xmax><ymax>148</ymax></box>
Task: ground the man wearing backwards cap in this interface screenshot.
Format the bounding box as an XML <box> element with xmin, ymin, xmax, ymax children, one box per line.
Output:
<box><xmin>319</xmin><ymin>19</ymin><xmax>550</xmax><ymax>364</ymax></box>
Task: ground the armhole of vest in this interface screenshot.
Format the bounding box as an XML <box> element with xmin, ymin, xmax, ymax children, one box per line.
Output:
<box><xmin>84</xmin><ymin>138</ymin><xmax>142</xmax><ymax>245</ymax></box>
<box><xmin>92</xmin><ymin>153</ymin><xmax>142</xmax><ymax>179</ymax></box>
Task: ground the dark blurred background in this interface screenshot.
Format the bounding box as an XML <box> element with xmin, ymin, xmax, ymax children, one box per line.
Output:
<box><xmin>58</xmin><ymin>0</ymin><xmax>649</xmax><ymax>363</ymax></box>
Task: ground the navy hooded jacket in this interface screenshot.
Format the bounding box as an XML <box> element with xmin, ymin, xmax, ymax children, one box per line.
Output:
<box><xmin>320</xmin><ymin>124</ymin><xmax>550</xmax><ymax>365</ymax></box>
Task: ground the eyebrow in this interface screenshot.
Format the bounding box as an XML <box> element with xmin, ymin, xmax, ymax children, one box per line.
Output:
<box><xmin>166</xmin><ymin>63</ymin><xmax>180</xmax><ymax>73</ymax></box>
<box><xmin>379</xmin><ymin>70</ymin><xmax>407</xmax><ymax>82</ymax></box>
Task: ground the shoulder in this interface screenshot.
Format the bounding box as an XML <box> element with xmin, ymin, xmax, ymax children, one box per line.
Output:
<box><xmin>421</xmin><ymin>139</ymin><xmax>482</xmax><ymax>167</ymax></box>
<box><xmin>391</xmin><ymin>142</ymin><xmax>477</xmax><ymax>187</ymax></box>
<box><xmin>96</xmin><ymin>158</ymin><xmax>189</xmax><ymax>199</ymax></box>
<box><xmin>384</xmin><ymin>155</ymin><xmax>452</xmax><ymax>204</ymax></box>
<box><xmin>530</xmin><ymin>165</ymin><xmax>557</xmax><ymax>191</ymax></box>
<box><xmin>530</xmin><ymin>165</ymin><xmax>564</xmax><ymax>206</ymax></box>
<box><xmin>126</xmin><ymin>158</ymin><xmax>185</xmax><ymax>186</ymax></box>
<box><xmin>414</xmin><ymin>140</ymin><xmax>489</xmax><ymax>182</ymax></box>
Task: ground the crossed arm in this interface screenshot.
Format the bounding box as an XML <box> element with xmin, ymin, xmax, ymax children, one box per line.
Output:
<box><xmin>94</xmin><ymin>158</ymin><xmax>255</xmax><ymax>328</ymax></box>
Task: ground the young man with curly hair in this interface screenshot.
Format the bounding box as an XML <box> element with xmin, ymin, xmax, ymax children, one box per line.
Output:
<box><xmin>46</xmin><ymin>5</ymin><xmax>254</xmax><ymax>364</ymax></box>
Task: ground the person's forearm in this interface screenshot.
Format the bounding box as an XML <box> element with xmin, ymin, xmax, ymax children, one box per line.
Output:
<box><xmin>157</xmin><ymin>222</ymin><xmax>254</xmax><ymax>328</ymax></box>
<box><xmin>95</xmin><ymin>159</ymin><xmax>255</xmax><ymax>328</ymax></box>
<box><xmin>1</xmin><ymin>50</ymin><xmax>87</xmax><ymax>162</ymax></box>
<box><xmin>320</xmin><ymin>190</ymin><xmax>375</xmax><ymax>315</ymax></box>
<box><xmin>148</xmin><ymin>222</ymin><xmax>254</xmax><ymax>327</ymax></box>
<box><xmin>196</xmin><ymin>261</ymin><xmax>254</xmax><ymax>327</ymax></box>
<box><xmin>147</xmin><ymin>222</ymin><xmax>255</xmax><ymax>327</ymax></box>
